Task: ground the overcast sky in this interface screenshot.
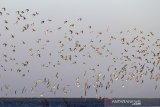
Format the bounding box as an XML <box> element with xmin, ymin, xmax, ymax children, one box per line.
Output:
<box><xmin>0</xmin><ymin>0</ymin><xmax>160</xmax><ymax>98</ymax></box>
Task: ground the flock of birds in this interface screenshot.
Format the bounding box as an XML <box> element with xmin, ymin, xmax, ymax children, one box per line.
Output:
<box><xmin>0</xmin><ymin>7</ymin><xmax>160</xmax><ymax>98</ymax></box>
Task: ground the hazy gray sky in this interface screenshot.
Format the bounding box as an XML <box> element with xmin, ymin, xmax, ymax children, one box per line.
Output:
<box><xmin>0</xmin><ymin>0</ymin><xmax>160</xmax><ymax>98</ymax></box>
<box><xmin>1</xmin><ymin>0</ymin><xmax>160</xmax><ymax>31</ymax></box>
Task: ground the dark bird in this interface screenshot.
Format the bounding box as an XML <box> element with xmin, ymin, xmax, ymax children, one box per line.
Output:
<box><xmin>2</xmin><ymin>7</ymin><xmax>6</xmax><ymax>11</ymax></box>
<box><xmin>11</xmin><ymin>34</ymin><xmax>14</xmax><ymax>38</ymax></box>
<box><xmin>150</xmin><ymin>32</ymin><xmax>154</xmax><ymax>36</ymax></box>
<box><xmin>48</xmin><ymin>19</ymin><xmax>52</xmax><ymax>22</ymax></box>
<box><xmin>69</xmin><ymin>30</ymin><xmax>73</xmax><ymax>34</ymax></box>
<box><xmin>78</xmin><ymin>18</ymin><xmax>82</xmax><ymax>21</ymax></box>
<box><xmin>64</xmin><ymin>20</ymin><xmax>67</xmax><ymax>24</ymax></box>
<box><xmin>140</xmin><ymin>31</ymin><xmax>143</xmax><ymax>34</ymax></box>
<box><xmin>26</xmin><ymin>9</ymin><xmax>29</xmax><ymax>12</ymax></box>
<box><xmin>41</xmin><ymin>20</ymin><xmax>45</xmax><ymax>24</ymax></box>
<box><xmin>38</xmin><ymin>54</ymin><xmax>41</xmax><ymax>57</ymax></box>
<box><xmin>4</xmin><ymin>20</ymin><xmax>8</xmax><ymax>23</ymax></box>
<box><xmin>5</xmin><ymin>26</ymin><xmax>9</xmax><ymax>30</ymax></box>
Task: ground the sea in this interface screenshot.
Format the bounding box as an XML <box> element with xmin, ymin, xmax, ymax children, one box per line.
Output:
<box><xmin>0</xmin><ymin>98</ymin><xmax>160</xmax><ymax>107</ymax></box>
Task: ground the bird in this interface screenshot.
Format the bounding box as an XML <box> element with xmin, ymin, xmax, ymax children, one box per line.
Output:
<box><xmin>64</xmin><ymin>20</ymin><xmax>67</xmax><ymax>24</ymax></box>
<box><xmin>77</xmin><ymin>18</ymin><xmax>82</xmax><ymax>21</ymax></box>
<box><xmin>11</xmin><ymin>34</ymin><xmax>14</xmax><ymax>38</ymax></box>
<box><xmin>0</xmin><ymin>8</ymin><xmax>159</xmax><ymax>98</ymax></box>
<box><xmin>5</xmin><ymin>26</ymin><xmax>9</xmax><ymax>30</ymax></box>
<box><xmin>26</xmin><ymin>9</ymin><xmax>29</xmax><ymax>12</ymax></box>
<box><xmin>41</xmin><ymin>20</ymin><xmax>45</xmax><ymax>24</ymax></box>
<box><xmin>2</xmin><ymin>7</ymin><xmax>6</xmax><ymax>11</ymax></box>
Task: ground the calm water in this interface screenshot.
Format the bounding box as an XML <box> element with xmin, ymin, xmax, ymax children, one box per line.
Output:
<box><xmin>0</xmin><ymin>98</ymin><xmax>160</xmax><ymax>107</ymax></box>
